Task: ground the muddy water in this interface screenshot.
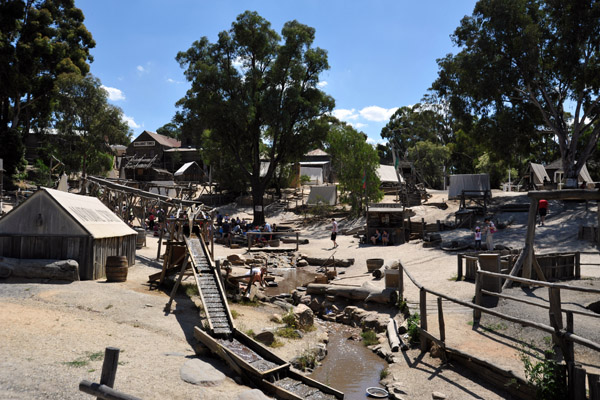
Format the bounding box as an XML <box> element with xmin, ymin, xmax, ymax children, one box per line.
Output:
<box><xmin>310</xmin><ymin>323</ymin><xmax>388</xmax><ymax>400</ymax></box>
<box><xmin>264</xmin><ymin>268</ymin><xmax>316</xmax><ymax>297</ymax></box>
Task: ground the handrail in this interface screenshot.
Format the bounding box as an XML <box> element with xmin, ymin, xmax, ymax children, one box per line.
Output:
<box><xmin>478</xmin><ymin>269</ymin><xmax>600</xmax><ymax>294</ymax></box>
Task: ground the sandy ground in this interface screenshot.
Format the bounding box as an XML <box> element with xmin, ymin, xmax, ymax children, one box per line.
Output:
<box><xmin>1</xmin><ymin>188</ymin><xmax>600</xmax><ymax>399</ymax></box>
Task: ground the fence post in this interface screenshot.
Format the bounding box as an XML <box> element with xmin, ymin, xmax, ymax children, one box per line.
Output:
<box><xmin>565</xmin><ymin>311</ymin><xmax>574</xmax><ymax>363</ymax></box>
<box><xmin>421</xmin><ymin>218</ymin><xmax>426</xmax><ymax>239</ymax></box>
<box><xmin>568</xmin><ymin>362</ymin><xmax>587</xmax><ymax>400</ymax></box>
<box><xmin>457</xmin><ymin>254</ymin><xmax>463</xmax><ymax>281</ymax></box>
<box><xmin>420</xmin><ymin>288</ymin><xmax>428</xmax><ymax>352</ymax></box>
<box><xmin>588</xmin><ymin>373</ymin><xmax>600</xmax><ymax>400</ymax></box>
<box><xmin>397</xmin><ymin>261</ymin><xmax>404</xmax><ymax>300</ymax></box>
<box><xmin>548</xmin><ymin>287</ymin><xmax>563</xmax><ymax>349</ymax></box>
<box><xmin>575</xmin><ymin>251</ymin><xmax>581</xmax><ymax>279</ymax></box>
<box><xmin>98</xmin><ymin>347</ymin><xmax>120</xmax><ymax>399</ymax></box>
<box><xmin>437</xmin><ymin>297</ymin><xmax>445</xmax><ymax>343</ymax></box>
<box><xmin>473</xmin><ymin>271</ymin><xmax>482</xmax><ymax>323</ymax></box>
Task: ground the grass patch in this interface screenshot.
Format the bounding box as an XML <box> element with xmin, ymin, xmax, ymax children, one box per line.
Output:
<box><xmin>481</xmin><ymin>322</ymin><xmax>507</xmax><ymax>332</ymax></box>
<box><xmin>64</xmin><ymin>359</ymin><xmax>88</xmax><ymax>368</ymax></box>
<box><xmin>361</xmin><ymin>330</ymin><xmax>379</xmax><ymax>346</ymax></box>
<box><xmin>269</xmin><ymin>339</ymin><xmax>284</xmax><ymax>348</ymax></box>
<box><xmin>448</xmin><ymin>273</ymin><xmax>463</xmax><ymax>281</ymax></box>
<box><xmin>88</xmin><ymin>351</ymin><xmax>104</xmax><ymax>361</ymax></box>
<box><xmin>64</xmin><ymin>351</ymin><xmax>104</xmax><ymax>368</ymax></box>
<box><xmin>380</xmin><ymin>367</ymin><xmax>390</xmax><ymax>380</ymax></box>
<box><xmin>407</xmin><ymin>313</ymin><xmax>420</xmax><ymax>344</ymax></box>
<box><xmin>104</xmin><ymin>304</ymin><xmax>113</xmax><ymax>310</ymax></box>
<box><xmin>230</xmin><ymin>309</ymin><xmax>239</xmax><ymax>319</ymax></box>
<box><xmin>183</xmin><ymin>283</ymin><xmax>199</xmax><ymax>297</ymax></box>
<box><xmin>295</xmin><ymin>349</ymin><xmax>318</xmax><ymax>371</ymax></box>
<box><xmin>276</xmin><ymin>326</ymin><xmax>301</xmax><ymax>339</ymax></box>
<box><xmin>244</xmin><ymin>329</ymin><xmax>256</xmax><ymax>338</ymax></box>
<box><xmin>238</xmin><ymin>298</ymin><xmax>260</xmax><ymax>307</ymax></box>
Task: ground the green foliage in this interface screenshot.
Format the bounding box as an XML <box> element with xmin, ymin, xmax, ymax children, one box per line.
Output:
<box><xmin>0</xmin><ymin>0</ymin><xmax>95</xmax><ymax>184</ymax></box>
<box><xmin>380</xmin><ymin>367</ymin><xmax>390</xmax><ymax>380</ymax></box>
<box><xmin>282</xmin><ymin>311</ymin><xmax>297</xmax><ymax>329</ymax></box>
<box><xmin>308</xmin><ymin>195</ymin><xmax>334</xmax><ymax>218</ymax></box>
<box><xmin>230</xmin><ymin>309</ymin><xmax>239</xmax><ymax>319</ymax></box>
<box><xmin>276</xmin><ymin>326</ymin><xmax>301</xmax><ymax>339</ymax></box>
<box><xmin>407</xmin><ymin>313</ymin><xmax>420</xmax><ymax>344</ymax></box>
<box><xmin>327</xmin><ymin>122</ymin><xmax>383</xmax><ymax>216</ymax></box>
<box><xmin>183</xmin><ymin>283</ymin><xmax>199</xmax><ymax>297</ymax></box>
<box><xmin>294</xmin><ymin>348</ymin><xmax>318</xmax><ymax>371</ymax></box>
<box><xmin>244</xmin><ymin>329</ymin><xmax>256</xmax><ymax>338</ymax></box>
<box><xmin>360</xmin><ymin>329</ymin><xmax>379</xmax><ymax>346</ymax></box>
<box><xmin>27</xmin><ymin>159</ymin><xmax>53</xmax><ymax>187</ymax></box>
<box><xmin>407</xmin><ymin>140</ymin><xmax>450</xmax><ymax>189</ymax></box>
<box><xmin>300</xmin><ymin>174</ymin><xmax>312</xmax><ymax>185</ymax></box>
<box><xmin>175</xmin><ymin>11</ymin><xmax>334</xmax><ymax>223</ymax></box>
<box><xmin>519</xmin><ymin>348</ymin><xmax>567</xmax><ymax>400</ymax></box>
<box><xmin>433</xmin><ymin>0</ymin><xmax>600</xmax><ymax>184</ymax></box>
<box><xmin>63</xmin><ymin>351</ymin><xmax>104</xmax><ymax>368</ymax></box>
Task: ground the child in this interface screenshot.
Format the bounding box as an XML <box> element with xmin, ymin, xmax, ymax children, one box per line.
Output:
<box><xmin>474</xmin><ymin>226</ymin><xmax>482</xmax><ymax>250</ymax></box>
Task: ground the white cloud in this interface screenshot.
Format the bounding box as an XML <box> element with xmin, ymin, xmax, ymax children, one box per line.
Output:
<box><xmin>332</xmin><ymin>108</ymin><xmax>359</xmax><ymax>121</ymax></box>
<box><xmin>101</xmin><ymin>85</ymin><xmax>125</xmax><ymax>101</ymax></box>
<box><xmin>353</xmin><ymin>122</ymin><xmax>367</xmax><ymax>129</ymax></box>
<box><xmin>359</xmin><ymin>106</ymin><xmax>398</xmax><ymax>122</ymax></box>
<box><xmin>137</xmin><ymin>65</ymin><xmax>145</xmax><ymax>73</ymax></box>
<box><xmin>123</xmin><ymin>115</ymin><xmax>140</xmax><ymax>129</ymax></box>
<box><xmin>317</xmin><ymin>81</ymin><xmax>328</xmax><ymax>88</ymax></box>
<box><xmin>366</xmin><ymin>137</ymin><xmax>388</xmax><ymax>146</ymax></box>
<box><xmin>166</xmin><ymin>78</ymin><xmax>183</xmax><ymax>84</ymax></box>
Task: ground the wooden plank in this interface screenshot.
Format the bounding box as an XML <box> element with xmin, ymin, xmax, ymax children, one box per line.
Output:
<box><xmin>457</xmin><ymin>254</ymin><xmax>463</xmax><ymax>281</ymax></box>
<box><xmin>503</xmin><ymin>245</ymin><xmax>527</xmax><ymax>289</ymax></box>
<box><xmin>473</xmin><ymin>271</ymin><xmax>482</xmax><ymax>322</ymax></box>
<box><xmin>98</xmin><ymin>347</ymin><xmax>120</xmax><ymax>398</ymax></box>
<box><xmin>480</xmin><ymin>270</ymin><xmax>600</xmax><ymax>294</ymax></box>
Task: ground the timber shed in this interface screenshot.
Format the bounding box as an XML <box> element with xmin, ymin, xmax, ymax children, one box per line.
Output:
<box><xmin>0</xmin><ymin>188</ymin><xmax>136</xmax><ymax>280</ymax></box>
<box><xmin>366</xmin><ymin>203</ymin><xmax>406</xmax><ymax>245</ymax></box>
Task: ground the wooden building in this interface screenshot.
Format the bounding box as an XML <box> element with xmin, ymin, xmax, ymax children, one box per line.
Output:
<box><xmin>366</xmin><ymin>203</ymin><xmax>406</xmax><ymax>245</ymax></box>
<box><xmin>174</xmin><ymin>161</ymin><xmax>205</xmax><ymax>182</ymax></box>
<box><xmin>0</xmin><ymin>188</ymin><xmax>137</xmax><ymax>280</ymax></box>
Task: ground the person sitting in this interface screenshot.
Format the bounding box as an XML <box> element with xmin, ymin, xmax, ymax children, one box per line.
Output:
<box><xmin>381</xmin><ymin>230</ymin><xmax>389</xmax><ymax>246</ymax></box>
<box><xmin>370</xmin><ymin>229</ymin><xmax>381</xmax><ymax>245</ymax></box>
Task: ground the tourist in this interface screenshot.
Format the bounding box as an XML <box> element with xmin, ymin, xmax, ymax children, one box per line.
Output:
<box><xmin>382</xmin><ymin>230</ymin><xmax>389</xmax><ymax>246</ymax></box>
<box><xmin>371</xmin><ymin>229</ymin><xmax>381</xmax><ymax>245</ymax></box>
<box><xmin>538</xmin><ymin>198</ymin><xmax>548</xmax><ymax>226</ymax></box>
<box><xmin>264</xmin><ymin>220</ymin><xmax>272</xmax><ymax>241</ymax></box>
<box><xmin>244</xmin><ymin>266</ymin><xmax>267</xmax><ymax>297</ymax></box>
<box><xmin>484</xmin><ymin>218</ymin><xmax>496</xmax><ymax>250</ymax></box>
<box><xmin>331</xmin><ymin>218</ymin><xmax>338</xmax><ymax>248</ymax></box>
<box><xmin>474</xmin><ymin>226</ymin><xmax>482</xmax><ymax>250</ymax></box>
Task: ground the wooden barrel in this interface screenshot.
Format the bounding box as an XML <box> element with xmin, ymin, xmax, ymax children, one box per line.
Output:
<box><xmin>135</xmin><ymin>228</ymin><xmax>146</xmax><ymax>249</ymax></box>
<box><xmin>105</xmin><ymin>256</ymin><xmax>128</xmax><ymax>282</ymax></box>
<box><xmin>366</xmin><ymin>258</ymin><xmax>384</xmax><ymax>272</ymax></box>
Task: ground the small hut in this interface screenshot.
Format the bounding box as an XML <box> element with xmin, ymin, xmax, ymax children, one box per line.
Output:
<box><xmin>174</xmin><ymin>161</ymin><xmax>204</xmax><ymax>182</ymax></box>
<box><xmin>0</xmin><ymin>188</ymin><xmax>136</xmax><ymax>280</ymax></box>
<box><xmin>366</xmin><ymin>203</ymin><xmax>406</xmax><ymax>245</ymax></box>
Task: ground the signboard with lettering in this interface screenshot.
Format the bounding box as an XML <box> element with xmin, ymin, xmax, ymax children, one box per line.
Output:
<box><xmin>133</xmin><ymin>140</ymin><xmax>156</xmax><ymax>147</ymax></box>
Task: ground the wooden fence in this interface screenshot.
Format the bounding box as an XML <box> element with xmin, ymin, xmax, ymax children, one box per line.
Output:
<box><xmin>397</xmin><ymin>261</ymin><xmax>600</xmax><ymax>399</ymax></box>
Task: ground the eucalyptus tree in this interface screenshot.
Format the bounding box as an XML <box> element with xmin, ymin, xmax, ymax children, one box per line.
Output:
<box><xmin>0</xmin><ymin>0</ymin><xmax>95</xmax><ymax>183</ymax></box>
<box><xmin>176</xmin><ymin>11</ymin><xmax>334</xmax><ymax>224</ymax></box>
<box><xmin>433</xmin><ymin>0</ymin><xmax>600</xmax><ymax>186</ymax></box>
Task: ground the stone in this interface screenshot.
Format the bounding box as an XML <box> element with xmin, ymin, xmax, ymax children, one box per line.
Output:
<box><xmin>180</xmin><ymin>358</ymin><xmax>225</xmax><ymax>386</ymax></box>
<box><xmin>296</xmin><ymin>259</ymin><xmax>309</xmax><ymax>267</ymax></box>
<box><xmin>255</xmin><ymin>331</ymin><xmax>275</xmax><ymax>346</ymax></box>
<box><xmin>432</xmin><ymin>392</ymin><xmax>447</xmax><ymax>399</ymax></box>
<box><xmin>308</xmin><ymin>298</ymin><xmax>322</xmax><ymax>313</ymax></box>
<box><xmin>227</xmin><ymin>254</ymin><xmax>246</xmax><ymax>264</ymax></box>
<box><xmin>236</xmin><ymin>389</ymin><xmax>273</xmax><ymax>400</ymax></box>
<box><xmin>293</xmin><ymin>304</ymin><xmax>314</xmax><ymax>328</ymax></box>
<box><xmin>270</xmin><ymin>313</ymin><xmax>282</xmax><ymax>323</ymax></box>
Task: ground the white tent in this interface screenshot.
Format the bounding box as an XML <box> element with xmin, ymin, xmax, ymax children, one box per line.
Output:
<box><xmin>307</xmin><ymin>185</ymin><xmax>337</xmax><ymax>205</ymax></box>
<box><xmin>376</xmin><ymin>164</ymin><xmax>404</xmax><ymax>184</ymax></box>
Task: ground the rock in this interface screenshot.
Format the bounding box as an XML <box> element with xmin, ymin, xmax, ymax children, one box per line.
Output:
<box><xmin>273</xmin><ymin>300</ymin><xmax>292</xmax><ymax>311</ymax></box>
<box><xmin>294</xmin><ymin>329</ymin><xmax>304</xmax><ymax>338</ymax></box>
<box><xmin>270</xmin><ymin>313</ymin><xmax>282</xmax><ymax>323</ymax></box>
<box><xmin>308</xmin><ymin>298</ymin><xmax>322</xmax><ymax>313</ymax></box>
<box><xmin>430</xmin><ymin>343</ymin><xmax>444</xmax><ymax>359</ymax></box>
<box><xmin>432</xmin><ymin>392</ymin><xmax>447</xmax><ymax>399</ymax></box>
<box><xmin>255</xmin><ymin>331</ymin><xmax>275</xmax><ymax>346</ymax></box>
<box><xmin>227</xmin><ymin>254</ymin><xmax>246</xmax><ymax>264</ymax></box>
<box><xmin>296</xmin><ymin>259</ymin><xmax>309</xmax><ymax>267</ymax></box>
<box><xmin>293</xmin><ymin>304</ymin><xmax>314</xmax><ymax>328</ymax></box>
<box><xmin>236</xmin><ymin>389</ymin><xmax>273</xmax><ymax>400</ymax></box>
<box><xmin>180</xmin><ymin>358</ymin><xmax>225</xmax><ymax>386</ymax></box>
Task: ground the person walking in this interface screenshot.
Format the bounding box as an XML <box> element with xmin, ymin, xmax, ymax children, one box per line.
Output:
<box><xmin>538</xmin><ymin>199</ymin><xmax>548</xmax><ymax>226</ymax></box>
<box><xmin>474</xmin><ymin>226</ymin><xmax>482</xmax><ymax>250</ymax></box>
<box><xmin>484</xmin><ymin>218</ymin><xmax>496</xmax><ymax>251</ymax></box>
<box><xmin>331</xmin><ymin>218</ymin><xmax>338</xmax><ymax>248</ymax></box>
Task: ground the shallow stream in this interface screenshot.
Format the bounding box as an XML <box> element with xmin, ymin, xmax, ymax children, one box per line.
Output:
<box><xmin>310</xmin><ymin>322</ymin><xmax>388</xmax><ymax>400</ymax></box>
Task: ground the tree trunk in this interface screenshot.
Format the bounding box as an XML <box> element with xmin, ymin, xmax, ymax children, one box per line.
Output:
<box><xmin>252</xmin><ymin>184</ymin><xmax>265</xmax><ymax>225</ymax></box>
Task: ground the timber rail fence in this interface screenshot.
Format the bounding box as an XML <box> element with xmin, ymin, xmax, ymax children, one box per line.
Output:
<box><xmin>397</xmin><ymin>261</ymin><xmax>600</xmax><ymax>400</ymax></box>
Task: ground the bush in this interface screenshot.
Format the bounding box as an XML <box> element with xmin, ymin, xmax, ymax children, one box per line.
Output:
<box><xmin>361</xmin><ymin>329</ymin><xmax>379</xmax><ymax>346</ymax></box>
<box><xmin>407</xmin><ymin>313</ymin><xmax>420</xmax><ymax>344</ymax></box>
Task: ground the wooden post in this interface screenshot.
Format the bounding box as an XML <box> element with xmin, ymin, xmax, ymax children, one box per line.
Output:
<box><xmin>565</xmin><ymin>311</ymin><xmax>574</xmax><ymax>363</ymax></box>
<box><xmin>568</xmin><ymin>363</ymin><xmax>587</xmax><ymax>400</ymax></box>
<box><xmin>548</xmin><ymin>287</ymin><xmax>563</xmax><ymax>351</ymax></box>
<box><xmin>215</xmin><ymin>259</ymin><xmax>223</xmax><ymax>290</ymax></box>
<box><xmin>588</xmin><ymin>373</ymin><xmax>600</xmax><ymax>400</ymax></box>
<box><xmin>437</xmin><ymin>297</ymin><xmax>445</xmax><ymax>343</ymax></box>
<box><xmin>473</xmin><ymin>271</ymin><xmax>482</xmax><ymax>322</ymax></box>
<box><xmin>597</xmin><ymin>199</ymin><xmax>600</xmax><ymax>246</ymax></box>
<box><xmin>398</xmin><ymin>261</ymin><xmax>404</xmax><ymax>299</ymax></box>
<box><xmin>80</xmin><ymin>380</ymin><xmax>142</xmax><ymax>400</ymax></box>
<box><xmin>523</xmin><ymin>199</ymin><xmax>539</xmax><ymax>279</ymax></box>
<box><xmin>575</xmin><ymin>251</ymin><xmax>581</xmax><ymax>279</ymax></box>
<box><xmin>420</xmin><ymin>288</ymin><xmax>428</xmax><ymax>352</ymax></box>
<box><xmin>457</xmin><ymin>254</ymin><xmax>463</xmax><ymax>281</ymax></box>
<box><xmin>248</xmin><ymin>232</ymin><xmax>252</xmax><ymax>251</ymax></box>
<box><xmin>296</xmin><ymin>232</ymin><xmax>299</xmax><ymax>251</ymax></box>
<box><xmin>421</xmin><ymin>218</ymin><xmax>425</xmax><ymax>239</ymax></box>
<box><xmin>156</xmin><ymin>225</ymin><xmax>164</xmax><ymax>261</ymax></box>
<box><xmin>98</xmin><ymin>347</ymin><xmax>120</xmax><ymax>399</ymax></box>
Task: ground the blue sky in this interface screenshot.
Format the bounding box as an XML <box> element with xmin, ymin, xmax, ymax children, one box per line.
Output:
<box><xmin>77</xmin><ymin>0</ymin><xmax>478</xmax><ymax>144</ymax></box>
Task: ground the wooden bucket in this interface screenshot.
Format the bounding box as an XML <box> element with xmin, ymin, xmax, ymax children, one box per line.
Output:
<box><xmin>106</xmin><ymin>256</ymin><xmax>128</xmax><ymax>282</ymax></box>
<box><xmin>366</xmin><ymin>258</ymin><xmax>384</xmax><ymax>272</ymax></box>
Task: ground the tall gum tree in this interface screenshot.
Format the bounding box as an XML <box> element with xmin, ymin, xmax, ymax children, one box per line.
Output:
<box><xmin>176</xmin><ymin>11</ymin><xmax>334</xmax><ymax>224</ymax></box>
<box><xmin>0</xmin><ymin>0</ymin><xmax>95</xmax><ymax>182</ymax></box>
<box><xmin>433</xmin><ymin>0</ymin><xmax>600</xmax><ymax>185</ymax></box>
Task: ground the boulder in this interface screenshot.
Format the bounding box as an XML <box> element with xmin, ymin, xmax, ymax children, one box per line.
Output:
<box><xmin>293</xmin><ymin>304</ymin><xmax>314</xmax><ymax>328</ymax></box>
<box><xmin>236</xmin><ymin>389</ymin><xmax>273</xmax><ymax>400</ymax></box>
<box><xmin>255</xmin><ymin>331</ymin><xmax>275</xmax><ymax>346</ymax></box>
<box><xmin>180</xmin><ymin>358</ymin><xmax>225</xmax><ymax>386</ymax></box>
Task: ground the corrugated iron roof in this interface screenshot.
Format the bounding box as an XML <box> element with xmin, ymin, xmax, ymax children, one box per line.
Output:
<box><xmin>377</xmin><ymin>164</ymin><xmax>404</xmax><ymax>184</ymax></box>
<box><xmin>174</xmin><ymin>161</ymin><xmax>197</xmax><ymax>176</ymax></box>
<box><xmin>139</xmin><ymin>131</ymin><xmax>181</xmax><ymax>148</ymax></box>
<box><xmin>305</xmin><ymin>149</ymin><xmax>329</xmax><ymax>156</ymax></box>
<box><xmin>44</xmin><ymin>188</ymin><xmax>137</xmax><ymax>238</ymax></box>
